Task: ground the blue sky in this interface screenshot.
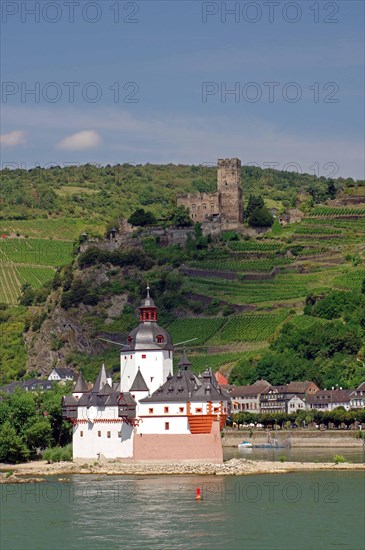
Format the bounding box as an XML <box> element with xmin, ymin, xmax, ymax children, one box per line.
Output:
<box><xmin>1</xmin><ymin>0</ymin><xmax>364</xmax><ymax>178</ymax></box>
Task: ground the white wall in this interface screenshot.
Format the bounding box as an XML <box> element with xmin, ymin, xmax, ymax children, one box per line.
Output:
<box><xmin>137</xmin><ymin>402</ymin><xmax>190</xmax><ymax>434</ymax></box>
<box><xmin>72</xmin><ymin>405</ymin><xmax>133</xmax><ymax>459</ymax></box>
<box><xmin>120</xmin><ymin>350</ymin><xmax>173</xmax><ymax>395</ymax></box>
<box><xmin>73</xmin><ymin>421</ymin><xmax>133</xmax><ymax>459</ymax></box>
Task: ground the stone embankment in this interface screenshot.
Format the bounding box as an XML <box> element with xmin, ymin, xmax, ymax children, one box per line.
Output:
<box><xmin>223</xmin><ymin>430</ymin><xmax>364</xmax><ymax>448</ymax></box>
<box><xmin>1</xmin><ymin>458</ymin><xmax>364</xmax><ymax>483</ymax></box>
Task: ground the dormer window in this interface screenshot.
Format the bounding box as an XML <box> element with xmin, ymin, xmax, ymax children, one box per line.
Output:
<box><xmin>156</xmin><ymin>335</ymin><xmax>164</xmax><ymax>344</ymax></box>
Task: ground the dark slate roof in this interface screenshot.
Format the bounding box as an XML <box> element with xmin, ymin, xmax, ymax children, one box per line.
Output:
<box><xmin>92</xmin><ymin>364</ymin><xmax>108</xmax><ymax>393</ymax></box>
<box><xmin>73</xmin><ymin>372</ymin><xmax>89</xmax><ymax>393</ymax></box>
<box><xmin>307</xmin><ymin>389</ymin><xmax>352</xmax><ymax>405</ymax></box>
<box><xmin>140</xmin><ymin>355</ymin><xmax>229</xmax><ymax>404</ymax></box>
<box><xmin>130</xmin><ymin>369</ymin><xmax>149</xmax><ymax>392</ymax></box>
<box><xmin>229</xmin><ymin>382</ymin><xmax>270</xmax><ymax>397</ymax></box>
<box><xmin>62</xmin><ymin>364</ymin><xmax>130</xmax><ymax>411</ymax></box>
<box><xmin>52</xmin><ymin>368</ymin><xmax>76</xmax><ymax>379</ymax></box>
<box><xmin>128</xmin><ymin>322</ymin><xmax>173</xmax><ymax>351</ymax></box>
<box><xmin>356</xmin><ymin>382</ymin><xmax>365</xmax><ymax>391</ymax></box>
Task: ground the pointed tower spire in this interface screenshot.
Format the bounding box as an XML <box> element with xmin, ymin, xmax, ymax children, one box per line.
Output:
<box><xmin>92</xmin><ymin>364</ymin><xmax>108</xmax><ymax>393</ymax></box>
<box><xmin>178</xmin><ymin>348</ymin><xmax>192</xmax><ymax>370</ymax></box>
<box><xmin>73</xmin><ymin>371</ymin><xmax>89</xmax><ymax>394</ymax></box>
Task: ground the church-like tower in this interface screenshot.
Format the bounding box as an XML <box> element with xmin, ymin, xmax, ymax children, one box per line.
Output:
<box><xmin>217</xmin><ymin>158</ymin><xmax>243</xmax><ymax>224</ymax></box>
<box><xmin>120</xmin><ymin>287</ymin><xmax>173</xmax><ymax>395</ymax></box>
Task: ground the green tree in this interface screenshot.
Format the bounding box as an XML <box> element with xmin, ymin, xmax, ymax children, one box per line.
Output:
<box><xmin>170</xmin><ymin>205</ymin><xmax>192</xmax><ymax>227</ymax></box>
<box><xmin>248</xmin><ymin>206</ymin><xmax>274</xmax><ymax>228</ymax></box>
<box><xmin>0</xmin><ymin>421</ymin><xmax>29</xmax><ymax>463</ymax></box>
<box><xmin>127</xmin><ymin>208</ymin><xmax>157</xmax><ymax>226</ymax></box>
<box><xmin>245</xmin><ymin>195</ymin><xmax>264</xmax><ymax>218</ymax></box>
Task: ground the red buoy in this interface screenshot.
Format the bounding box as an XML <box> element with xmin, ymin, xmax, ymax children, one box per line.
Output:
<box><xmin>195</xmin><ymin>487</ymin><xmax>201</xmax><ymax>500</ymax></box>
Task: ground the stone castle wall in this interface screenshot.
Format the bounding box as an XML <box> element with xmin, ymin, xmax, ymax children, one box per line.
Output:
<box><xmin>177</xmin><ymin>158</ymin><xmax>243</xmax><ymax>227</ymax></box>
<box><xmin>177</xmin><ymin>192</ymin><xmax>220</xmax><ymax>223</ymax></box>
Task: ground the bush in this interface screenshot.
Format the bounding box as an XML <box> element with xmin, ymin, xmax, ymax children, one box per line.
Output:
<box><xmin>43</xmin><ymin>444</ymin><xmax>72</xmax><ymax>463</ymax></box>
<box><xmin>333</xmin><ymin>454</ymin><xmax>347</xmax><ymax>464</ymax></box>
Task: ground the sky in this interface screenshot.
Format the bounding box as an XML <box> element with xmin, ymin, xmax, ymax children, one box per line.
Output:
<box><xmin>0</xmin><ymin>0</ymin><xmax>364</xmax><ymax>178</ymax></box>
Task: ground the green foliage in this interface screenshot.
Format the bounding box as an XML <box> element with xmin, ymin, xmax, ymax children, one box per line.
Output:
<box><xmin>0</xmin><ymin>384</ymin><xmax>72</xmax><ymax>463</ymax></box>
<box><xmin>245</xmin><ymin>195</ymin><xmax>264</xmax><ymax>218</ymax></box>
<box><xmin>0</xmin><ymin>421</ymin><xmax>30</xmax><ymax>464</ymax></box>
<box><xmin>248</xmin><ymin>206</ymin><xmax>274</xmax><ymax>228</ymax></box>
<box><xmin>127</xmin><ymin>208</ymin><xmax>157</xmax><ymax>227</ymax></box>
<box><xmin>43</xmin><ymin>444</ymin><xmax>72</xmax><ymax>463</ymax></box>
<box><xmin>229</xmin><ymin>315</ymin><xmax>364</xmax><ymax>387</ymax></box>
<box><xmin>304</xmin><ymin>291</ymin><xmax>365</xmax><ymax>322</ymax></box>
<box><xmin>169</xmin><ymin>205</ymin><xmax>193</xmax><ymax>227</ymax></box>
<box><xmin>333</xmin><ymin>454</ymin><xmax>347</xmax><ymax>464</ymax></box>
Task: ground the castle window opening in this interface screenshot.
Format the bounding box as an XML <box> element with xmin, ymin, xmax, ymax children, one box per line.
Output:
<box><xmin>165</xmin><ymin>422</ymin><xmax>170</xmax><ymax>430</ymax></box>
<box><xmin>149</xmin><ymin>408</ymin><xmax>154</xmax><ymax>414</ymax></box>
<box><xmin>164</xmin><ymin>406</ymin><xmax>169</xmax><ymax>413</ymax></box>
<box><xmin>179</xmin><ymin>407</ymin><xmax>184</xmax><ymax>413</ymax></box>
<box><xmin>107</xmin><ymin>431</ymin><xmax>111</xmax><ymax>438</ymax></box>
<box><xmin>195</xmin><ymin>407</ymin><xmax>202</xmax><ymax>413</ymax></box>
<box><xmin>98</xmin><ymin>431</ymin><xmax>101</xmax><ymax>437</ymax></box>
<box><xmin>80</xmin><ymin>431</ymin><xmax>83</xmax><ymax>437</ymax></box>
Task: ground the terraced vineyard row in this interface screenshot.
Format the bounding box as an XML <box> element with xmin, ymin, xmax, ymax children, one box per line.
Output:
<box><xmin>0</xmin><ymin>265</ymin><xmax>21</xmax><ymax>304</ymax></box>
<box><xmin>333</xmin><ymin>269</ymin><xmax>365</xmax><ymax>292</ymax></box>
<box><xmin>294</xmin><ymin>226</ymin><xmax>342</xmax><ymax>236</ymax></box>
<box><xmin>167</xmin><ymin>317</ymin><xmax>226</xmax><ymax>346</ymax></box>
<box><xmin>287</xmin><ymin>315</ymin><xmax>330</xmax><ymax>330</ymax></box>
<box><xmin>177</xmin><ymin>351</ymin><xmax>262</xmax><ymax>374</ymax></box>
<box><xmin>189</xmin><ymin>257</ymin><xmax>291</xmax><ymax>273</ymax></box>
<box><xmin>17</xmin><ymin>266</ymin><xmax>56</xmax><ymax>288</ymax></box>
<box><xmin>0</xmin><ymin>264</ymin><xmax>56</xmax><ymax>304</ymax></box>
<box><xmin>310</xmin><ymin>207</ymin><xmax>365</xmax><ymax>216</ymax></box>
<box><xmin>228</xmin><ymin>241</ymin><xmax>283</xmax><ymax>252</ymax></box>
<box><xmin>209</xmin><ymin>311</ymin><xmax>290</xmax><ymax>344</ymax></box>
<box><xmin>295</xmin><ymin>247</ymin><xmax>330</xmax><ymax>256</ymax></box>
<box><xmin>189</xmin><ymin>271</ymin><xmax>335</xmax><ymax>304</ymax></box>
<box><xmin>0</xmin><ymin>239</ymin><xmax>73</xmax><ymax>267</ymax></box>
<box><xmin>0</xmin><ymin>218</ymin><xmax>105</xmax><ymax>240</ymax></box>
<box><xmin>305</xmin><ymin>217</ymin><xmax>365</xmax><ymax>230</ymax></box>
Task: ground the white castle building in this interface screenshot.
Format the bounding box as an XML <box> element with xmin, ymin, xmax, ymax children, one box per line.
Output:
<box><xmin>62</xmin><ymin>288</ymin><xmax>229</xmax><ymax>463</ymax></box>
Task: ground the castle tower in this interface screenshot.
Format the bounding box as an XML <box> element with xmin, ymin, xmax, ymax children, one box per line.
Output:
<box><xmin>217</xmin><ymin>158</ymin><xmax>243</xmax><ymax>224</ymax></box>
<box><xmin>120</xmin><ymin>287</ymin><xmax>173</xmax><ymax>396</ymax></box>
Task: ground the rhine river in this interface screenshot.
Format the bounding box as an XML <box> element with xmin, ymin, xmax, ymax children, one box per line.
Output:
<box><xmin>1</xmin><ymin>471</ymin><xmax>364</xmax><ymax>550</ymax></box>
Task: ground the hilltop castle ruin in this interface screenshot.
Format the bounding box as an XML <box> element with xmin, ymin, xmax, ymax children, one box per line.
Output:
<box><xmin>177</xmin><ymin>158</ymin><xmax>243</xmax><ymax>229</ymax></box>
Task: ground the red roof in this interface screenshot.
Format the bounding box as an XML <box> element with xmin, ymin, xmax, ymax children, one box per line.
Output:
<box><xmin>215</xmin><ymin>371</ymin><xmax>228</xmax><ymax>386</ymax></box>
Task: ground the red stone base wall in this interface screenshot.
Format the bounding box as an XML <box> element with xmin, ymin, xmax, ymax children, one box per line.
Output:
<box><xmin>133</xmin><ymin>421</ymin><xmax>223</xmax><ymax>463</ymax></box>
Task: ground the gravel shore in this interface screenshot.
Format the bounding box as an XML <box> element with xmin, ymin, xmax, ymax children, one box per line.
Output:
<box><xmin>1</xmin><ymin>458</ymin><xmax>364</xmax><ymax>483</ymax></box>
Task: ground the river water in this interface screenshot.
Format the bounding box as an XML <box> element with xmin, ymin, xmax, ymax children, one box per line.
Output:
<box><xmin>1</xmin><ymin>472</ymin><xmax>364</xmax><ymax>550</ymax></box>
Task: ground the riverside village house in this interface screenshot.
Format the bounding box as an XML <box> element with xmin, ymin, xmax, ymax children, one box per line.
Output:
<box><xmin>62</xmin><ymin>287</ymin><xmax>229</xmax><ymax>463</ymax></box>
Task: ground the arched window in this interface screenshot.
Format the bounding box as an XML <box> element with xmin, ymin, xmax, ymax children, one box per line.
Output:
<box><xmin>191</xmin><ymin>204</ymin><xmax>196</xmax><ymax>210</ymax></box>
<box><xmin>156</xmin><ymin>335</ymin><xmax>164</xmax><ymax>344</ymax></box>
<box><xmin>202</xmin><ymin>203</ymin><xmax>207</xmax><ymax>210</ymax></box>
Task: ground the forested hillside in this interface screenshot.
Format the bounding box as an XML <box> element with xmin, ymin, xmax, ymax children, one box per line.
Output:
<box><xmin>0</xmin><ymin>163</ymin><xmax>364</xmax><ymax>391</ymax></box>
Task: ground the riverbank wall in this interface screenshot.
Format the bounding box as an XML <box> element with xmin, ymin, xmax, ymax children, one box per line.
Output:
<box><xmin>222</xmin><ymin>430</ymin><xmax>364</xmax><ymax>448</ymax></box>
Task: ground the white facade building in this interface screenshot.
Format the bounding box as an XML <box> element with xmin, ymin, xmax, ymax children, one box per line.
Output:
<box><xmin>63</xmin><ymin>288</ymin><xmax>229</xmax><ymax>463</ymax></box>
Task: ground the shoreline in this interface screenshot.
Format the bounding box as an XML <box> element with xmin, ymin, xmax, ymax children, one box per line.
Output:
<box><xmin>1</xmin><ymin>458</ymin><xmax>364</xmax><ymax>482</ymax></box>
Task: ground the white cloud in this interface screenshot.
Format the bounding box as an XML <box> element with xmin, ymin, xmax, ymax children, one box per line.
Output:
<box><xmin>0</xmin><ymin>130</ymin><xmax>26</xmax><ymax>146</ymax></box>
<box><xmin>56</xmin><ymin>130</ymin><xmax>101</xmax><ymax>150</ymax></box>
<box><xmin>2</xmin><ymin>106</ymin><xmax>364</xmax><ymax>178</ymax></box>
